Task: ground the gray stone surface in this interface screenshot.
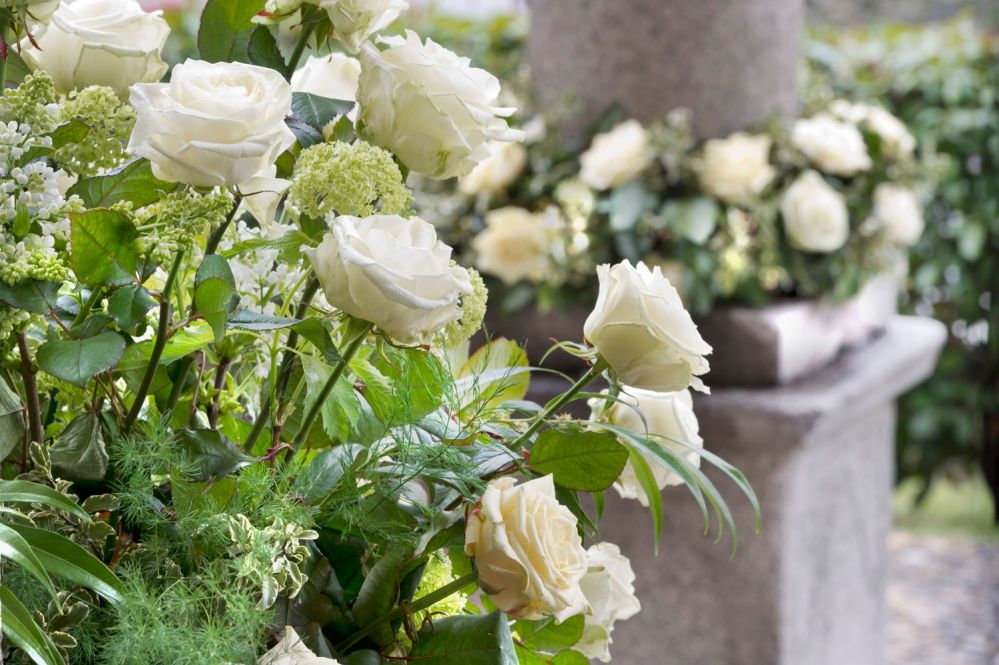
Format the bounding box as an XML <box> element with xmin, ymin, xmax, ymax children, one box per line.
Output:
<box><xmin>528</xmin><ymin>0</ymin><xmax>805</xmax><ymax>140</ymax></box>
<box><xmin>580</xmin><ymin>316</ymin><xmax>945</xmax><ymax>665</ymax></box>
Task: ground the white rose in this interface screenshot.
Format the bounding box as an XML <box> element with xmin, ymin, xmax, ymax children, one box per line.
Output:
<box><xmin>21</xmin><ymin>0</ymin><xmax>60</xmax><ymax>32</ymax></box>
<box><xmin>579</xmin><ymin>120</ymin><xmax>652</xmax><ymax>191</ymax></box>
<box><xmin>314</xmin><ymin>0</ymin><xmax>408</xmax><ymax>53</ymax></box>
<box><xmin>872</xmin><ymin>184</ymin><xmax>924</xmax><ymax>246</ymax></box>
<box><xmin>791</xmin><ymin>113</ymin><xmax>872</xmax><ymax>176</ymax></box>
<box><xmin>472</xmin><ymin>206</ymin><xmax>550</xmax><ymax>285</ymax></box>
<box><xmin>828</xmin><ymin>99</ymin><xmax>870</xmax><ymax>125</ymax></box>
<box><xmin>257</xmin><ymin>626</ymin><xmax>340</xmax><ymax>665</ymax></box>
<box><xmin>464</xmin><ymin>475</ymin><xmax>589</xmax><ymax>622</ymax></box>
<box><xmin>21</xmin><ymin>0</ymin><xmax>170</xmax><ymax>97</ymax></box>
<box><xmin>292</xmin><ymin>53</ymin><xmax>361</xmax><ymax>102</ymax></box>
<box><xmin>576</xmin><ymin>543</ymin><xmax>641</xmax><ymax>662</ymax></box>
<box><xmin>584</xmin><ymin>260</ymin><xmax>712</xmax><ymax>393</ymax></box>
<box><xmin>591</xmin><ymin>387</ymin><xmax>702</xmax><ymax>506</ymax></box>
<box><xmin>459</xmin><ymin>140</ymin><xmax>528</xmax><ymax>196</ymax></box>
<box><xmin>780</xmin><ymin>171</ymin><xmax>850</xmax><ymax>253</ymax></box>
<box><xmin>357</xmin><ymin>30</ymin><xmax>524</xmax><ymax>180</ymax></box>
<box><xmin>306</xmin><ymin>214</ymin><xmax>472</xmax><ymax>343</ymax></box>
<box><xmin>864</xmin><ymin>106</ymin><xmax>916</xmax><ymax>160</ymax></box>
<box><xmin>696</xmin><ymin>132</ymin><xmax>776</xmax><ymax>203</ymax></box>
<box><xmin>128</xmin><ymin>60</ymin><xmax>296</xmax><ymax>188</ymax></box>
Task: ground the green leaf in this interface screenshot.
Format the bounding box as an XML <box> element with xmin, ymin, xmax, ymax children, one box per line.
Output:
<box><xmin>458</xmin><ymin>338</ymin><xmax>530</xmax><ymax>414</ymax></box>
<box><xmin>22</xmin><ymin>119</ymin><xmax>90</xmax><ymax>162</ymax></box>
<box><xmin>0</xmin><ymin>279</ymin><xmax>61</xmax><ymax>314</ymax></box>
<box><xmin>286</xmin><ymin>117</ymin><xmax>324</xmax><ymax>149</ymax></box>
<box><xmin>515</xmin><ymin>645</ymin><xmax>588</xmax><ymax>665</ymax></box>
<box><xmin>0</xmin><ymin>523</ymin><xmax>58</xmax><ymax>603</ymax></box>
<box><xmin>227</xmin><ymin>308</ymin><xmax>299</xmax><ymax>331</ymax></box>
<box><xmin>294</xmin><ymin>444</ymin><xmax>367</xmax><ymax>502</ymax></box>
<box><xmin>408</xmin><ymin>611</ymin><xmax>518</xmax><ymax>665</ymax></box>
<box><xmin>194</xmin><ymin>255</ymin><xmax>238</xmax><ymax>343</ymax></box>
<box><xmin>609</xmin><ymin>181</ymin><xmax>656</xmax><ymax>233</ymax></box>
<box><xmin>0</xmin><ymin>586</ymin><xmax>65</xmax><ymax>665</ymax></box>
<box><xmin>662</xmin><ymin>197</ymin><xmax>719</xmax><ymax>245</ymax></box>
<box><xmin>369</xmin><ymin>347</ymin><xmax>448</xmax><ymax>423</ymax></box>
<box><xmin>529</xmin><ymin>429</ymin><xmax>629</xmax><ymax>492</ymax></box>
<box><xmin>5</xmin><ymin>524</ymin><xmax>123</xmax><ymax>603</ymax></box>
<box><xmin>70</xmin><ymin>209</ymin><xmax>140</xmax><ymax>286</ymax></box>
<box><xmin>50</xmin><ymin>412</ymin><xmax>108</xmax><ymax>482</ymax></box>
<box><xmin>0</xmin><ymin>480</ymin><xmax>92</xmax><ymax>521</ymax></box>
<box><xmin>352</xmin><ymin>546</ymin><xmax>413</xmax><ymax>647</ymax></box>
<box><xmin>36</xmin><ymin>332</ymin><xmax>126</xmax><ymax>387</ymax></box>
<box><xmin>302</xmin><ymin>355</ymin><xmax>362</xmax><ymax>443</ymax></box>
<box><xmin>247</xmin><ymin>24</ymin><xmax>288</xmax><ymax>76</ymax></box>
<box><xmin>513</xmin><ymin>614</ymin><xmax>584</xmax><ymax>652</ymax></box>
<box><xmin>175</xmin><ymin>428</ymin><xmax>252</xmax><ymax>481</ymax></box>
<box><xmin>291</xmin><ymin>92</ymin><xmax>355</xmax><ymax>132</ymax></box>
<box><xmin>107</xmin><ymin>284</ymin><xmax>156</xmax><ymax>332</ymax></box>
<box><xmin>67</xmin><ymin>159</ymin><xmax>177</xmax><ymax>208</ymax></box>
<box><xmin>0</xmin><ymin>376</ymin><xmax>25</xmax><ymax>462</ymax></box>
<box><xmin>199</xmin><ymin>0</ymin><xmax>265</xmax><ymax>63</ymax></box>
<box><xmin>118</xmin><ymin>321</ymin><xmax>215</xmax><ymax>372</ymax></box>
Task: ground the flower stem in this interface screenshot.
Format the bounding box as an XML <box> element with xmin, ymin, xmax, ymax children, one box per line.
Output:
<box><xmin>15</xmin><ymin>332</ymin><xmax>43</xmax><ymax>447</ymax></box>
<box><xmin>509</xmin><ymin>360</ymin><xmax>606</xmax><ymax>450</ymax></box>
<box><xmin>286</xmin><ymin>22</ymin><xmax>316</xmax><ymax>78</ymax></box>
<box><xmin>204</xmin><ymin>194</ymin><xmax>242</xmax><ymax>257</ymax></box>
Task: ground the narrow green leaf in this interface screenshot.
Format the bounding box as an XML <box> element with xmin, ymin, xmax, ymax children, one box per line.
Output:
<box><xmin>0</xmin><ymin>523</ymin><xmax>58</xmax><ymax>603</ymax></box>
<box><xmin>70</xmin><ymin>209</ymin><xmax>140</xmax><ymax>286</ymax></box>
<box><xmin>352</xmin><ymin>546</ymin><xmax>413</xmax><ymax>647</ymax></box>
<box><xmin>0</xmin><ymin>279</ymin><xmax>61</xmax><ymax>314</ymax></box>
<box><xmin>199</xmin><ymin>0</ymin><xmax>265</xmax><ymax>63</ymax></box>
<box><xmin>409</xmin><ymin>611</ymin><xmax>518</xmax><ymax>665</ymax></box>
<box><xmin>227</xmin><ymin>308</ymin><xmax>299</xmax><ymax>331</ymax></box>
<box><xmin>50</xmin><ymin>412</ymin><xmax>108</xmax><ymax>482</ymax></box>
<box><xmin>67</xmin><ymin>159</ymin><xmax>177</xmax><ymax>208</ymax></box>
<box><xmin>529</xmin><ymin>429</ymin><xmax>629</xmax><ymax>492</ymax></box>
<box><xmin>0</xmin><ymin>586</ymin><xmax>65</xmax><ymax>665</ymax></box>
<box><xmin>0</xmin><ymin>480</ymin><xmax>92</xmax><ymax>521</ymax></box>
<box><xmin>36</xmin><ymin>332</ymin><xmax>126</xmax><ymax>387</ymax></box>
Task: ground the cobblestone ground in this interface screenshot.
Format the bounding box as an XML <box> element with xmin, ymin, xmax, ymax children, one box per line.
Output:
<box><xmin>888</xmin><ymin>532</ymin><xmax>999</xmax><ymax>665</ymax></box>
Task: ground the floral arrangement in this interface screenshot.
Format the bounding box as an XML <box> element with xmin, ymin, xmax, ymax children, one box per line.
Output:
<box><xmin>0</xmin><ymin>1</ymin><xmax>756</xmax><ymax>664</ymax></box>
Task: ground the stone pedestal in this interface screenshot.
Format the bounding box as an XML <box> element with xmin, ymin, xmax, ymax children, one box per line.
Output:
<box><xmin>528</xmin><ymin>0</ymin><xmax>805</xmax><ymax>139</ymax></box>
<box><xmin>594</xmin><ymin>316</ymin><xmax>946</xmax><ymax>665</ymax></box>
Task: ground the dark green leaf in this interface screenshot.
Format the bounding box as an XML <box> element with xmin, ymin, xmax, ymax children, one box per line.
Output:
<box><xmin>68</xmin><ymin>159</ymin><xmax>178</xmax><ymax>209</ymax></box>
<box><xmin>409</xmin><ymin>611</ymin><xmax>518</xmax><ymax>665</ymax></box>
<box><xmin>0</xmin><ymin>279</ymin><xmax>61</xmax><ymax>314</ymax></box>
<box><xmin>247</xmin><ymin>24</ymin><xmax>288</xmax><ymax>76</ymax></box>
<box><xmin>36</xmin><ymin>332</ymin><xmax>126</xmax><ymax>387</ymax></box>
<box><xmin>294</xmin><ymin>444</ymin><xmax>367</xmax><ymax>502</ymax></box>
<box><xmin>107</xmin><ymin>284</ymin><xmax>155</xmax><ymax>332</ymax></box>
<box><xmin>286</xmin><ymin>117</ymin><xmax>324</xmax><ymax>149</ymax></box>
<box><xmin>0</xmin><ymin>376</ymin><xmax>25</xmax><ymax>461</ymax></box>
<box><xmin>176</xmin><ymin>428</ymin><xmax>252</xmax><ymax>480</ymax></box>
<box><xmin>352</xmin><ymin>546</ymin><xmax>413</xmax><ymax>647</ymax></box>
<box><xmin>0</xmin><ymin>480</ymin><xmax>92</xmax><ymax>521</ymax></box>
<box><xmin>341</xmin><ymin>651</ymin><xmax>385</xmax><ymax>665</ymax></box>
<box><xmin>194</xmin><ymin>255</ymin><xmax>237</xmax><ymax>343</ymax></box>
<box><xmin>0</xmin><ymin>523</ymin><xmax>58</xmax><ymax>602</ymax></box>
<box><xmin>198</xmin><ymin>0</ymin><xmax>264</xmax><ymax>63</ymax></box>
<box><xmin>227</xmin><ymin>308</ymin><xmax>299</xmax><ymax>331</ymax></box>
<box><xmin>22</xmin><ymin>119</ymin><xmax>90</xmax><ymax>163</ymax></box>
<box><xmin>291</xmin><ymin>92</ymin><xmax>355</xmax><ymax>131</ymax></box>
<box><xmin>50</xmin><ymin>412</ymin><xmax>108</xmax><ymax>481</ymax></box>
<box><xmin>70</xmin><ymin>209</ymin><xmax>140</xmax><ymax>286</ymax></box>
<box><xmin>529</xmin><ymin>429</ymin><xmax>629</xmax><ymax>492</ymax></box>
<box><xmin>0</xmin><ymin>586</ymin><xmax>64</xmax><ymax>665</ymax></box>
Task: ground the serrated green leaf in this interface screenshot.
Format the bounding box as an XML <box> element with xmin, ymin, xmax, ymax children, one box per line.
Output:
<box><xmin>67</xmin><ymin>159</ymin><xmax>177</xmax><ymax>208</ymax></box>
<box><xmin>107</xmin><ymin>284</ymin><xmax>155</xmax><ymax>332</ymax></box>
<box><xmin>0</xmin><ymin>279</ymin><xmax>61</xmax><ymax>314</ymax></box>
<box><xmin>198</xmin><ymin>0</ymin><xmax>264</xmax><ymax>63</ymax></box>
<box><xmin>36</xmin><ymin>332</ymin><xmax>126</xmax><ymax>387</ymax></box>
<box><xmin>194</xmin><ymin>255</ymin><xmax>237</xmax><ymax>342</ymax></box>
<box><xmin>70</xmin><ymin>209</ymin><xmax>140</xmax><ymax>286</ymax></box>
<box><xmin>0</xmin><ymin>586</ymin><xmax>65</xmax><ymax>665</ymax></box>
<box><xmin>291</xmin><ymin>92</ymin><xmax>354</xmax><ymax>131</ymax></box>
<box><xmin>50</xmin><ymin>412</ymin><xmax>108</xmax><ymax>481</ymax></box>
<box><xmin>247</xmin><ymin>24</ymin><xmax>288</xmax><ymax>75</ymax></box>
<box><xmin>409</xmin><ymin>611</ymin><xmax>518</xmax><ymax>665</ymax></box>
<box><xmin>529</xmin><ymin>429</ymin><xmax>629</xmax><ymax>492</ymax></box>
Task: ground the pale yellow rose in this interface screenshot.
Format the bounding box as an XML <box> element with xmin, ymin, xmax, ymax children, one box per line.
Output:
<box><xmin>579</xmin><ymin>120</ymin><xmax>652</xmax><ymax>191</ymax></box>
<box><xmin>872</xmin><ymin>184</ymin><xmax>924</xmax><ymax>246</ymax></box>
<box><xmin>780</xmin><ymin>171</ymin><xmax>850</xmax><ymax>253</ymax></box>
<box><xmin>791</xmin><ymin>113</ymin><xmax>872</xmax><ymax>176</ymax></box>
<box><xmin>472</xmin><ymin>206</ymin><xmax>551</xmax><ymax>285</ymax></box>
<box><xmin>696</xmin><ymin>132</ymin><xmax>775</xmax><ymax>203</ymax></box>
<box><xmin>459</xmin><ymin>140</ymin><xmax>528</xmax><ymax>196</ymax></box>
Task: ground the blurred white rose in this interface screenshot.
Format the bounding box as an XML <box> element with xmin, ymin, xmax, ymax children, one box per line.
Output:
<box><xmin>306</xmin><ymin>214</ymin><xmax>472</xmax><ymax>343</ymax></box>
<box><xmin>791</xmin><ymin>114</ymin><xmax>872</xmax><ymax>176</ymax></box>
<box><xmin>864</xmin><ymin>106</ymin><xmax>916</xmax><ymax>160</ymax></box>
<box><xmin>584</xmin><ymin>260</ymin><xmax>712</xmax><ymax>393</ymax></box>
<box><xmin>696</xmin><ymin>132</ymin><xmax>775</xmax><ymax>203</ymax></box>
<box><xmin>576</xmin><ymin>542</ymin><xmax>642</xmax><ymax>662</ymax></box>
<box><xmin>872</xmin><ymin>184</ymin><xmax>924</xmax><ymax>246</ymax></box>
<box><xmin>579</xmin><ymin>120</ymin><xmax>652</xmax><ymax>191</ymax></box>
<box><xmin>357</xmin><ymin>30</ymin><xmax>523</xmax><ymax>179</ymax></box>
<box><xmin>128</xmin><ymin>60</ymin><xmax>296</xmax><ymax>187</ymax></box>
<box><xmin>464</xmin><ymin>475</ymin><xmax>589</xmax><ymax>622</ymax></box>
<box><xmin>21</xmin><ymin>0</ymin><xmax>169</xmax><ymax>97</ymax></box>
<box><xmin>472</xmin><ymin>206</ymin><xmax>550</xmax><ymax>285</ymax></box>
<box><xmin>828</xmin><ymin>99</ymin><xmax>870</xmax><ymax>125</ymax></box>
<box><xmin>459</xmin><ymin>140</ymin><xmax>527</xmax><ymax>196</ymax></box>
<box><xmin>781</xmin><ymin>171</ymin><xmax>849</xmax><ymax>253</ymax></box>
<box><xmin>292</xmin><ymin>53</ymin><xmax>361</xmax><ymax>102</ymax></box>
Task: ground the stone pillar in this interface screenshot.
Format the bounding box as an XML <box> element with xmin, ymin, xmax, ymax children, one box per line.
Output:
<box><xmin>596</xmin><ymin>316</ymin><xmax>946</xmax><ymax>665</ymax></box>
<box><xmin>528</xmin><ymin>0</ymin><xmax>805</xmax><ymax>139</ymax></box>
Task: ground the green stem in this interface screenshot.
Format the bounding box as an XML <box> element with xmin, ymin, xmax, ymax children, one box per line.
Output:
<box><xmin>123</xmin><ymin>251</ymin><xmax>185</xmax><ymax>433</ymax></box>
<box><xmin>508</xmin><ymin>362</ymin><xmax>605</xmax><ymax>450</ymax></box>
<box><xmin>286</xmin><ymin>22</ymin><xmax>316</xmax><ymax>78</ymax></box>
<box><xmin>15</xmin><ymin>332</ymin><xmax>43</xmax><ymax>447</ymax></box>
<box><xmin>290</xmin><ymin>319</ymin><xmax>371</xmax><ymax>449</ymax></box>
<box><xmin>204</xmin><ymin>195</ymin><xmax>241</xmax><ymax>257</ymax></box>
<box><xmin>335</xmin><ymin>571</ymin><xmax>479</xmax><ymax>654</ymax></box>
<box><xmin>71</xmin><ymin>287</ymin><xmax>104</xmax><ymax>329</ymax></box>
<box><xmin>165</xmin><ymin>354</ymin><xmax>195</xmax><ymax>412</ymax></box>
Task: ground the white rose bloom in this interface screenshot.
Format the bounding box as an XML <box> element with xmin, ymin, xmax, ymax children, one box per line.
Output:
<box><xmin>591</xmin><ymin>387</ymin><xmax>702</xmax><ymax>506</ymax></box>
<box><xmin>314</xmin><ymin>0</ymin><xmax>408</xmax><ymax>53</ymax></box>
<box><xmin>791</xmin><ymin>114</ymin><xmax>872</xmax><ymax>177</ymax></box>
<box><xmin>21</xmin><ymin>0</ymin><xmax>170</xmax><ymax>97</ymax></box>
<box><xmin>459</xmin><ymin>140</ymin><xmax>528</xmax><ymax>196</ymax></box>
<box><xmin>306</xmin><ymin>214</ymin><xmax>472</xmax><ymax>343</ymax></box>
<box><xmin>22</xmin><ymin>0</ymin><xmax>60</xmax><ymax>32</ymax></box>
<box><xmin>576</xmin><ymin>543</ymin><xmax>642</xmax><ymax>662</ymax></box>
<box><xmin>696</xmin><ymin>132</ymin><xmax>776</xmax><ymax>203</ymax></box>
<box><xmin>256</xmin><ymin>626</ymin><xmax>340</xmax><ymax>665</ymax></box>
<box><xmin>291</xmin><ymin>53</ymin><xmax>361</xmax><ymax>102</ymax></box>
<box><xmin>872</xmin><ymin>184</ymin><xmax>924</xmax><ymax>246</ymax></box>
<box><xmin>864</xmin><ymin>106</ymin><xmax>916</xmax><ymax>160</ymax></box>
<box><xmin>357</xmin><ymin>31</ymin><xmax>523</xmax><ymax>180</ymax></box>
<box><xmin>464</xmin><ymin>475</ymin><xmax>589</xmax><ymax>623</ymax></box>
<box><xmin>128</xmin><ymin>60</ymin><xmax>296</xmax><ymax>188</ymax></box>
<box><xmin>780</xmin><ymin>171</ymin><xmax>850</xmax><ymax>253</ymax></box>
<box><xmin>828</xmin><ymin>99</ymin><xmax>870</xmax><ymax>125</ymax></box>
<box><xmin>579</xmin><ymin>120</ymin><xmax>652</xmax><ymax>191</ymax></box>
<box><xmin>584</xmin><ymin>260</ymin><xmax>712</xmax><ymax>393</ymax></box>
<box><xmin>472</xmin><ymin>206</ymin><xmax>550</xmax><ymax>285</ymax></box>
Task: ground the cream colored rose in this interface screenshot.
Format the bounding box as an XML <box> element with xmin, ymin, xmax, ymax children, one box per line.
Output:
<box><xmin>865</xmin><ymin>106</ymin><xmax>916</xmax><ymax>160</ymax></box>
<box><xmin>357</xmin><ymin>31</ymin><xmax>524</xmax><ymax>180</ymax></box>
<box><xmin>577</xmin><ymin>542</ymin><xmax>642</xmax><ymax>662</ymax></box>
<box><xmin>306</xmin><ymin>214</ymin><xmax>472</xmax><ymax>343</ymax></box>
<box><xmin>472</xmin><ymin>206</ymin><xmax>550</xmax><ymax>285</ymax></box>
<box><xmin>459</xmin><ymin>140</ymin><xmax>528</xmax><ymax>196</ymax></box>
<box><xmin>872</xmin><ymin>184</ymin><xmax>924</xmax><ymax>246</ymax></box>
<box><xmin>591</xmin><ymin>387</ymin><xmax>702</xmax><ymax>506</ymax></box>
<box><xmin>464</xmin><ymin>475</ymin><xmax>589</xmax><ymax>622</ymax></box>
<box><xmin>257</xmin><ymin>626</ymin><xmax>340</xmax><ymax>665</ymax></box>
<box><xmin>828</xmin><ymin>99</ymin><xmax>870</xmax><ymax>125</ymax></box>
<box><xmin>791</xmin><ymin>114</ymin><xmax>872</xmax><ymax>176</ymax></box>
<box><xmin>128</xmin><ymin>60</ymin><xmax>296</xmax><ymax>187</ymax></box>
<box><xmin>695</xmin><ymin>132</ymin><xmax>775</xmax><ymax>203</ymax></box>
<box><xmin>292</xmin><ymin>53</ymin><xmax>361</xmax><ymax>102</ymax></box>
<box><xmin>21</xmin><ymin>0</ymin><xmax>169</xmax><ymax>97</ymax></box>
<box><xmin>584</xmin><ymin>261</ymin><xmax>712</xmax><ymax>393</ymax></box>
<box><xmin>780</xmin><ymin>171</ymin><xmax>850</xmax><ymax>253</ymax></box>
<box><xmin>579</xmin><ymin>120</ymin><xmax>652</xmax><ymax>191</ymax></box>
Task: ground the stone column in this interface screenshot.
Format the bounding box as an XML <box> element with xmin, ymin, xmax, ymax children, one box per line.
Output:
<box><xmin>596</xmin><ymin>316</ymin><xmax>946</xmax><ymax>665</ymax></box>
<box><xmin>528</xmin><ymin>0</ymin><xmax>805</xmax><ymax>139</ymax></box>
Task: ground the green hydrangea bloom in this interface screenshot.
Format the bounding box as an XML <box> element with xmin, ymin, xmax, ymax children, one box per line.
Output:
<box><xmin>289</xmin><ymin>141</ymin><xmax>413</xmax><ymax>219</ymax></box>
<box><xmin>0</xmin><ymin>72</ymin><xmax>58</xmax><ymax>134</ymax></box>
<box><xmin>136</xmin><ymin>188</ymin><xmax>234</xmax><ymax>265</ymax></box>
<box><xmin>56</xmin><ymin>86</ymin><xmax>136</xmax><ymax>176</ymax></box>
<box><xmin>440</xmin><ymin>266</ymin><xmax>488</xmax><ymax>348</ymax></box>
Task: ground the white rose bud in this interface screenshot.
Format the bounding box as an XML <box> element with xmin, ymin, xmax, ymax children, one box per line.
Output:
<box><xmin>864</xmin><ymin>106</ymin><xmax>916</xmax><ymax>160</ymax></box>
<box><xmin>791</xmin><ymin>114</ymin><xmax>872</xmax><ymax>177</ymax></box>
<box><xmin>576</xmin><ymin>543</ymin><xmax>642</xmax><ymax>662</ymax></box>
<box><xmin>591</xmin><ymin>387</ymin><xmax>703</xmax><ymax>506</ymax></box>
<box><xmin>464</xmin><ymin>475</ymin><xmax>589</xmax><ymax>623</ymax></box>
<box><xmin>314</xmin><ymin>0</ymin><xmax>408</xmax><ymax>53</ymax></box>
<box><xmin>781</xmin><ymin>171</ymin><xmax>850</xmax><ymax>253</ymax></box>
<box><xmin>292</xmin><ymin>53</ymin><xmax>361</xmax><ymax>102</ymax></box>
<box><xmin>128</xmin><ymin>60</ymin><xmax>296</xmax><ymax>187</ymax></box>
<box><xmin>459</xmin><ymin>140</ymin><xmax>528</xmax><ymax>196</ymax></box>
<box><xmin>579</xmin><ymin>120</ymin><xmax>652</xmax><ymax>191</ymax></box>
<box><xmin>357</xmin><ymin>31</ymin><xmax>524</xmax><ymax>180</ymax></box>
<box><xmin>306</xmin><ymin>214</ymin><xmax>472</xmax><ymax>344</ymax></box>
<box><xmin>584</xmin><ymin>260</ymin><xmax>712</xmax><ymax>393</ymax></box>
<box><xmin>472</xmin><ymin>206</ymin><xmax>550</xmax><ymax>285</ymax></box>
<box><xmin>695</xmin><ymin>132</ymin><xmax>776</xmax><ymax>204</ymax></box>
<box><xmin>21</xmin><ymin>0</ymin><xmax>170</xmax><ymax>97</ymax></box>
<box><xmin>872</xmin><ymin>184</ymin><xmax>924</xmax><ymax>246</ymax></box>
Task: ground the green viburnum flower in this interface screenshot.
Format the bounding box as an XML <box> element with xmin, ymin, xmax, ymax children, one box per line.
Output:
<box><xmin>288</xmin><ymin>140</ymin><xmax>412</xmax><ymax>220</ymax></box>
<box><xmin>135</xmin><ymin>188</ymin><xmax>234</xmax><ymax>265</ymax></box>
<box><xmin>440</xmin><ymin>266</ymin><xmax>488</xmax><ymax>348</ymax></box>
<box><xmin>0</xmin><ymin>71</ymin><xmax>58</xmax><ymax>135</ymax></box>
<box><xmin>56</xmin><ymin>86</ymin><xmax>136</xmax><ymax>176</ymax></box>
<box><xmin>226</xmin><ymin>514</ymin><xmax>318</xmax><ymax>610</ymax></box>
